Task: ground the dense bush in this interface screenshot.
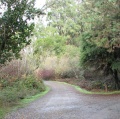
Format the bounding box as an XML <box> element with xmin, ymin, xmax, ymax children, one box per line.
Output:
<box><xmin>83</xmin><ymin>68</ymin><xmax>117</xmax><ymax>90</ymax></box>
<box><xmin>0</xmin><ymin>75</ymin><xmax>45</xmax><ymax>106</ymax></box>
<box><xmin>37</xmin><ymin>56</ymin><xmax>80</xmax><ymax>80</ymax></box>
<box><xmin>60</xmin><ymin>70</ymin><xmax>75</xmax><ymax>78</ymax></box>
<box><xmin>0</xmin><ymin>60</ymin><xmax>30</xmax><ymax>81</ymax></box>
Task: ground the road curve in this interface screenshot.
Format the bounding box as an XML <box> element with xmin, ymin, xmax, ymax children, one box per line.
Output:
<box><xmin>5</xmin><ymin>81</ymin><xmax>120</xmax><ymax>119</ymax></box>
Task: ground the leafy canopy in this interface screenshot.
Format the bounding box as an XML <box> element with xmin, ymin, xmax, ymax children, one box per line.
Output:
<box><xmin>33</xmin><ymin>26</ymin><xmax>66</xmax><ymax>57</ymax></box>
<box><xmin>0</xmin><ymin>0</ymin><xmax>43</xmax><ymax>64</ymax></box>
<box><xmin>80</xmin><ymin>0</ymin><xmax>120</xmax><ymax>69</ymax></box>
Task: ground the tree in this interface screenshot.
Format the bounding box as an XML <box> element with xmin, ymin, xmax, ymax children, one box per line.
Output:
<box><xmin>80</xmin><ymin>0</ymin><xmax>120</xmax><ymax>89</ymax></box>
<box><xmin>32</xmin><ymin>25</ymin><xmax>66</xmax><ymax>68</ymax></box>
<box><xmin>46</xmin><ymin>0</ymin><xmax>81</xmax><ymax>46</ymax></box>
<box><xmin>0</xmin><ymin>0</ymin><xmax>43</xmax><ymax>64</ymax></box>
<box><xmin>33</xmin><ymin>26</ymin><xmax>66</xmax><ymax>58</ymax></box>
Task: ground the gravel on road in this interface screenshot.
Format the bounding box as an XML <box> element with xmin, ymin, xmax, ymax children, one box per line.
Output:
<box><xmin>5</xmin><ymin>81</ymin><xmax>120</xmax><ymax>119</ymax></box>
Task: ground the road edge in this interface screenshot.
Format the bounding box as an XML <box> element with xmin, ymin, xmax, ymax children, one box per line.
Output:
<box><xmin>58</xmin><ymin>81</ymin><xmax>120</xmax><ymax>95</ymax></box>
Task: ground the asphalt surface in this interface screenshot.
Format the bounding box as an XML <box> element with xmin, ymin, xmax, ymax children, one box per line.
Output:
<box><xmin>5</xmin><ymin>81</ymin><xmax>120</xmax><ymax>119</ymax></box>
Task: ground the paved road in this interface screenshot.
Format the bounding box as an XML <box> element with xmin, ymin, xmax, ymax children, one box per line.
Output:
<box><xmin>5</xmin><ymin>81</ymin><xmax>120</xmax><ymax>119</ymax></box>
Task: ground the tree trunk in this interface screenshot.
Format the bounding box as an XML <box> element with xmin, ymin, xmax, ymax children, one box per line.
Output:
<box><xmin>113</xmin><ymin>69</ymin><xmax>120</xmax><ymax>90</ymax></box>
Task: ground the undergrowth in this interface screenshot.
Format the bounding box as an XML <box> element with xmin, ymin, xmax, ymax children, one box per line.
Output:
<box><xmin>0</xmin><ymin>75</ymin><xmax>46</xmax><ymax>119</ymax></box>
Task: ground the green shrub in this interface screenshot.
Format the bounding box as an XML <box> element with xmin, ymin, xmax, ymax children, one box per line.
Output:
<box><xmin>91</xmin><ymin>81</ymin><xmax>103</xmax><ymax>89</ymax></box>
<box><xmin>0</xmin><ymin>87</ymin><xmax>18</xmax><ymax>105</ymax></box>
<box><xmin>0</xmin><ymin>79</ymin><xmax>10</xmax><ymax>88</ymax></box>
<box><xmin>20</xmin><ymin>75</ymin><xmax>45</xmax><ymax>90</ymax></box>
<box><xmin>36</xmin><ymin>45</ymin><xmax>81</xmax><ymax>79</ymax></box>
<box><xmin>60</xmin><ymin>70</ymin><xmax>75</xmax><ymax>78</ymax></box>
<box><xmin>0</xmin><ymin>75</ymin><xmax>45</xmax><ymax>106</ymax></box>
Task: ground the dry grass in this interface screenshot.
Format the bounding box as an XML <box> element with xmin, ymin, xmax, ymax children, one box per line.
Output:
<box><xmin>37</xmin><ymin>55</ymin><xmax>81</xmax><ymax>80</ymax></box>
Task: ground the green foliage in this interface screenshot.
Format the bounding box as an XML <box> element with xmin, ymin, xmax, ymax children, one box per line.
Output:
<box><xmin>46</xmin><ymin>0</ymin><xmax>81</xmax><ymax>46</ymax></box>
<box><xmin>36</xmin><ymin>45</ymin><xmax>81</xmax><ymax>79</ymax></box>
<box><xmin>80</xmin><ymin>33</ymin><xmax>109</xmax><ymax>66</ymax></box>
<box><xmin>20</xmin><ymin>75</ymin><xmax>45</xmax><ymax>90</ymax></box>
<box><xmin>0</xmin><ymin>75</ymin><xmax>45</xmax><ymax>106</ymax></box>
<box><xmin>31</xmin><ymin>0</ymin><xmax>83</xmax><ymax>72</ymax></box>
<box><xmin>0</xmin><ymin>0</ymin><xmax>43</xmax><ymax>64</ymax></box>
<box><xmin>33</xmin><ymin>26</ymin><xmax>66</xmax><ymax>60</ymax></box>
<box><xmin>80</xmin><ymin>0</ymin><xmax>120</xmax><ymax>67</ymax></box>
<box><xmin>79</xmin><ymin>0</ymin><xmax>120</xmax><ymax>89</ymax></box>
<box><xmin>0</xmin><ymin>87</ymin><xmax>19</xmax><ymax>103</ymax></box>
<box><xmin>0</xmin><ymin>80</ymin><xmax>48</xmax><ymax>119</ymax></box>
<box><xmin>0</xmin><ymin>107</ymin><xmax>10</xmax><ymax>119</ymax></box>
<box><xmin>31</xmin><ymin>0</ymin><xmax>120</xmax><ymax>90</ymax></box>
<box><xmin>112</xmin><ymin>61</ymin><xmax>120</xmax><ymax>70</ymax></box>
<box><xmin>64</xmin><ymin>45</ymin><xmax>80</xmax><ymax>57</ymax></box>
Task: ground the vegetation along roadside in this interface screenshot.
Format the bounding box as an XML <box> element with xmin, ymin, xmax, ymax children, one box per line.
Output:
<box><xmin>0</xmin><ymin>75</ymin><xmax>49</xmax><ymax>119</ymax></box>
